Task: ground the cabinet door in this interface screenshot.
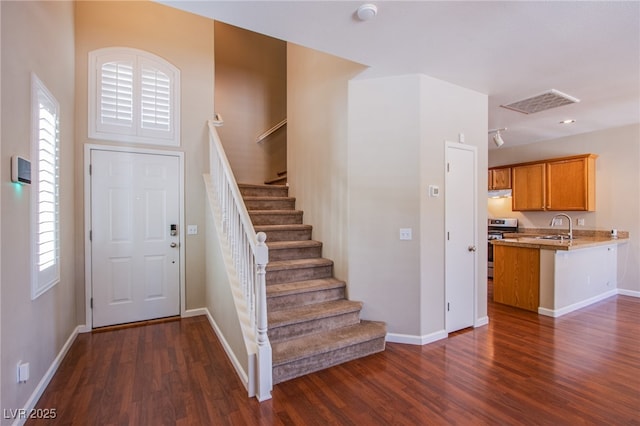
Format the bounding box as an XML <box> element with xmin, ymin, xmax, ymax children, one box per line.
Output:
<box><xmin>546</xmin><ymin>157</ymin><xmax>594</xmax><ymax>211</ymax></box>
<box><xmin>512</xmin><ymin>163</ymin><xmax>546</xmax><ymax>210</ymax></box>
<box><xmin>493</xmin><ymin>245</ymin><xmax>540</xmax><ymax>312</ymax></box>
<box><xmin>491</xmin><ymin>167</ymin><xmax>511</xmax><ymax>189</ymax></box>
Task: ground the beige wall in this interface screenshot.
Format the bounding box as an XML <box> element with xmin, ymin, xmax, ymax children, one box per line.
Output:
<box><xmin>1</xmin><ymin>1</ymin><xmax>76</xmax><ymax>416</ymax></box>
<box><xmin>74</xmin><ymin>1</ymin><xmax>214</xmax><ymax>316</ymax></box>
<box><xmin>215</xmin><ymin>22</ymin><xmax>286</xmax><ymax>184</ymax></box>
<box><xmin>419</xmin><ymin>75</ymin><xmax>489</xmax><ymax>334</ymax></box>
<box><xmin>348</xmin><ymin>75</ymin><xmax>423</xmax><ymax>335</ymax></box>
<box><xmin>287</xmin><ymin>44</ymin><xmax>366</xmax><ymax>281</ymax></box>
<box><xmin>488</xmin><ymin>124</ymin><xmax>640</xmax><ymax>293</ymax></box>
<box><xmin>348</xmin><ymin>74</ymin><xmax>488</xmax><ymax>339</ymax></box>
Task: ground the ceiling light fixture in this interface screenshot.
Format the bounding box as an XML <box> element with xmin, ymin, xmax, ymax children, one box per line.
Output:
<box><xmin>356</xmin><ymin>4</ymin><xmax>378</xmax><ymax>21</ymax></box>
<box><xmin>489</xmin><ymin>128</ymin><xmax>507</xmax><ymax>148</ymax></box>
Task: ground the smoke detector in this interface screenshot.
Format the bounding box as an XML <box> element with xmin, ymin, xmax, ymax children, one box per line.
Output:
<box><xmin>501</xmin><ymin>89</ymin><xmax>580</xmax><ymax>114</ymax></box>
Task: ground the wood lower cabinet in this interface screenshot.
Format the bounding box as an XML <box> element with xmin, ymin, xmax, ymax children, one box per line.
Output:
<box><xmin>493</xmin><ymin>245</ymin><xmax>540</xmax><ymax>312</ymax></box>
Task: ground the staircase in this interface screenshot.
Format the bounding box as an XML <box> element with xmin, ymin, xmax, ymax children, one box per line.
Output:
<box><xmin>239</xmin><ymin>183</ymin><xmax>386</xmax><ymax>384</ymax></box>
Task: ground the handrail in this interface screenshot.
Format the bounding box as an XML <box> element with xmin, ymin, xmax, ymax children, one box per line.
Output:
<box><xmin>207</xmin><ymin>120</ymin><xmax>272</xmax><ymax>401</ymax></box>
<box><xmin>256</xmin><ymin>118</ymin><xmax>287</xmax><ymax>144</ymax></box>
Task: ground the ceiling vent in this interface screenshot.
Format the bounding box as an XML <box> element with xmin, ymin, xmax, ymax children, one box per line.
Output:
<box><xmin>501</xmin><ymin>89</ymin><xmax>580</xmax><ymax>114</ymax></box>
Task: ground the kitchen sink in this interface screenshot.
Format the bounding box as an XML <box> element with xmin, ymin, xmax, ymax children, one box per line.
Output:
<box><xmin>535</xmin><ymin>234</ymin><xmax>575</xmax><ymax>241</ymax></box>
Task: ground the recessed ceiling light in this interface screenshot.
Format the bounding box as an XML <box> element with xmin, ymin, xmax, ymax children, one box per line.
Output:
<box><xmin>560</xmin><ymin>119</ymin><xmax>576</xmax><ymax>124</ymax></box>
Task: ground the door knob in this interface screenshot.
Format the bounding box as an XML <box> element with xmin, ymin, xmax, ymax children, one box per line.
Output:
<box><xmin>170</xmin><ymin>242</ymin><xmax>178</xmax><ymax>248</ymax></box>
<box><xmin>468</xmin><ymin>245</ymin><xmax>477</xmax><ymax>252</ymax></box>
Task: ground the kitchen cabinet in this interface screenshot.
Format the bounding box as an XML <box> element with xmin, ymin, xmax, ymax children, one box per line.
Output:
<box><xmin>546</xmin><ymin>155</ymin><xmax>596</xmax><ymax>211</ymax></box>
<box><xmin>493</xmin><ymin>245</ymin><xmax>540</xmax><ymax>312</ymax></box>
<box><xmin>511</xmin><ymin>154</ymin><xmax>597</xmax><ymax>211</ymax></box>
<box><xmin>512</xmin><ymin>163</ymin><xmax>546</xmax><ymax>210</ymax></box>
<box><xmin>488</xmin><ymin>167</ymin><xmax>511</xmax><ymax>190</ymax></box>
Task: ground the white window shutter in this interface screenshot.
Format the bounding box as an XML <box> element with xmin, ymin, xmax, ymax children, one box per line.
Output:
<box><xmin>89</xmin><ymin>48</ymin><xmax>180</xmax><ymax>146</ymax></box>
<box><xmin>32</xmin><ymin>74</ymin><xmax>60</xmax><ymax>299</ymax></box>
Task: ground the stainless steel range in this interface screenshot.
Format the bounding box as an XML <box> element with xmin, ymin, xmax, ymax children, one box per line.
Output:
<box><xmin>488</xmin><ymin>218</ymin><xmax>518</xmax><ymax>278</ymax></box>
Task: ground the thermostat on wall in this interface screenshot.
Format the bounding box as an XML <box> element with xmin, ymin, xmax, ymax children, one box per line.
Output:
<box><xmin>11</xmin><ymin>156</ymin><xmax>31</xmax><ymax>184</ymax></box>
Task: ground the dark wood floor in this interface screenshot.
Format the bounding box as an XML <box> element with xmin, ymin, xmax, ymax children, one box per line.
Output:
<box><xmin>29</xmin><ymin>285</ymin><xmax>639</xmax><ymax>425</ymax></box>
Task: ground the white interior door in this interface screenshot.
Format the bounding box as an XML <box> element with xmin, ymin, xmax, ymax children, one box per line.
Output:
<box><xmin>445</xmin><ymin>142</ymin><xmax>477</xmax><ymax>333</ymax></box>
<box><xmin>91</xmin><ymin>149</ymin><xmax>180</xmax><ymax>328</ymax></box>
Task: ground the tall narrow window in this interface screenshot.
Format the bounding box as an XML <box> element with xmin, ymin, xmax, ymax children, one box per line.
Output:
<box><xmin>31</xmin><ymin>74</ymin><xmax>60</xmax><ymax>299</ymax></box>
<box><xmin>88</xmin><ymin>48</ymin><xmax>180</xmax><ymax>146</ymax></box>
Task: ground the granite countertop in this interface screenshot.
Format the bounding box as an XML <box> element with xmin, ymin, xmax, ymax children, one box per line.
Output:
<box><xmin>491</xmin><ymin>228</ymin><xmax>629</xmax><ymax>251</ymax></box>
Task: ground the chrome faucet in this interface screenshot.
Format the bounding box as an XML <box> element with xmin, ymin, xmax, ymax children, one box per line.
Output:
<box><xmin>550</xmin><ymin>213</ymin><xmax>573</xmax><ymax>240</ymax></box>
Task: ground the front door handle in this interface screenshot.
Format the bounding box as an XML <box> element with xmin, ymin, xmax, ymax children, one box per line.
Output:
<box><xmin>468</xmin><ymin>245</ymin><xmax>477</xmax><ymax>252</ymax></box>
<box><xmin>170</xmin><ymin>242</ymin><xmax>178</xmax><ymax>248</ymax></box>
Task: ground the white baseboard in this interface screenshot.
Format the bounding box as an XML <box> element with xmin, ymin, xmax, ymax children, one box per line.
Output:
<box><xmin>538</xmin><ymin>289</ymin><xmax>618</xmax><ymax>318</ymax></box>
<box><xmin>202</xmin><ymin>308</ymin><xmax>251</xmax><ymax>393</ymax></box>
<box><xmin>617</xmin><ymin>288</ymin><xmax>640</xmax><ymax>298</ymax></box>
<box><xmin>182</xmin><ymin>308</ymin><xmax>207</xmax><ymax>318</ymax></box>
<box><xmin>386</xmin><ymin>329</ymin><xmax>448</xmax><ymax>346</ymax></box>
<box><xmin>13</xmin><ymin>325</ymin><xmax>81</xmax><ymax>426</ymax></box>
<box><xmin>475</xmin><ymin>316</ymin><xmax>489</xmax><ymax>327</ymax></box>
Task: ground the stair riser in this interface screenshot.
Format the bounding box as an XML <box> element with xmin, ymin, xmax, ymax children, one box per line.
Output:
<box><xmin>244</xmin><ymin>199</ymin><xmax>296</xmax><ymax>210</ymax></box>
<box><xmin>249</xmin><ymin>213</ymin><xmax>303</xmax><ymax>226</ymax></box>
<box><xmin>269</xmin><ymin>246</ymin><xmax>322</xmax><ymax>261</ymax></box>
<box><xmin>273</xmin><ymin>337</ymin><xmax>386</xmax><ymax>384</ymax></box>
<box><xmin>267</xmin><ymin>287</ymin><xmax>345</xmax><ymax>311</ymax></box>
<box><xmin>267</xmin><ymin>265</ymin><xmax>332</xmax><ymax>285</ymax></box>
<box><xmin>239</xmin><ymin>186</ymin><xmax>288</xmax><ymax>197</ymax></box>
<box><xmin>256</xmin><ymin>228</ymin><xmax>312</xmax><ymax>242</ymax></box>
<box><xmin>268</xmin><ymin>311</ymin><xmax>361</xmax><ymax>343</ymax></box>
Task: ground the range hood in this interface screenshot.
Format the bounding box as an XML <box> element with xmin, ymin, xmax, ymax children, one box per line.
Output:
<box><xmin>488</xmin><ymin>189</ymin><xmax>512</xmax><ymax>198</ymax></box>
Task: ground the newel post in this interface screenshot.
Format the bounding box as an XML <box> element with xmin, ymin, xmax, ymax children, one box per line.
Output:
<box><xmin>254</xmin><ymin>231</ymin><xmax>272</xmax><ymax>401</ymax></box>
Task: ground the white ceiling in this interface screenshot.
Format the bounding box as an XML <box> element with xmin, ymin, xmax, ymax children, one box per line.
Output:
<box><xmin>161</xmin><ymin>1</ymin><xmax>640</xmax><ymax>149</ymax></box>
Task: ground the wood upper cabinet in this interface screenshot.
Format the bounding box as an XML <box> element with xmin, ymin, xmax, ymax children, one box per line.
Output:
<box><xmin>510</xmin><ymin>154</ymin><xmax>597</xmax><ymax>211</ymax></box>
<box><xmin>512</xmin><ymin>163</ymin><xmax>546</xmax><ymax>210</ymax></box>
<box><xmin>488</xmin><ymin>167</ymin><xmax>511</xmax><ymax>190</ymax></box>
<box><xmin>546</xmin><ymin>155</ymin><xmax>596</xmax><ymax>211</ymax></box>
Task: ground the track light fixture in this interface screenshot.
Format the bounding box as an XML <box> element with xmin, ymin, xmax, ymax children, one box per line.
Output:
<box><xmin>488</xmin><ymin>128</ymin><xmax>507</xmax><ymax>148</ymax></box>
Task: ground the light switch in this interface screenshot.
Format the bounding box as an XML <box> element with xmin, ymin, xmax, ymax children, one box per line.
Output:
<box><xmin>187</xmin><ymin>225</ymin><xmax>198</xmax><ymax>235</ymax></box>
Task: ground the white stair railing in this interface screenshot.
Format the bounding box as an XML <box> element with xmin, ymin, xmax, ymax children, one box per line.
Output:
<box><xmin>208</xmin><ymin>119</ymin><xmax>272</xmax><ymax>401</ymax></box>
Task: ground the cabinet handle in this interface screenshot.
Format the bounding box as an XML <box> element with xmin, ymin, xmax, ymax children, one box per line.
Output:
<box><xmin>468</xmin><ymin>245</ymin><xmax>477</xmax><ymax>252</ymax></box>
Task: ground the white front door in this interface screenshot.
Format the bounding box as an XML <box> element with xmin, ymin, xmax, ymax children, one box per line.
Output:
<box><xmin>445</xmin><ymin>142</ymin><xmax>477</xmax><ymax>333</ymax></box>
<box><xmin>91</xmin><ymin>149</ymin><xmax>181</xmax><ymax>328</ymax></box>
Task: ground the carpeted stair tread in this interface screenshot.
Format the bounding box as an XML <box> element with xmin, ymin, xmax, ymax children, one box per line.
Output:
<box><xmin>267</xmin><ymin>278</ymin><xmax>345</xmax><ymax>299</ymax></box>
<box><xmin>249</xmin><ymin>210</ymin><xmax>304</xmax><ymax>225</ymax></box>
<box><xmin>268</xmin><ymin>299</ymin><xmax>363</xmax><ymax>328</ymax></box>
<box><xmin>243</xmin><ymin>196</ymin><xmax>296</xmax><ymax>210</ymax></box>
<box><xmin>254</xmin><ymin>224</ymin><xmax>312</xmax><ymax>232</ymax></box>
<box><xmin>267</xmin><ymin>257</ymin><xmax>333</xmax><ymax>272</ymax></box>
<box><xmin>267</xmin><ymin>240</ymin><xmax>322</xmax><ymax>250</ymax></box>
<box><xmin>272</xmin><ymin>320</ymin><xmax>387</xmax><ymax>367</ymax></box>
<box><xmin>238</xmin><ymin>183</ymin><xmax>288</xmax><ymax>197</ymax></box>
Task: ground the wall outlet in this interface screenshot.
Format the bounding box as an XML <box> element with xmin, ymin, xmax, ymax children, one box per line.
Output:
<box><xmin>577</xmin><ymin>218</ymin><xmax>585</xmax><ymax>226</ymax></box>
<box><xmin>399</xmin><ymin>228</ymin><xmax>412</xmax><ymax>240</ymax></box>
<box><xmin>552</xmin><ymin>217</ymin><xmax>563</xmax><ymax>226</ymax></box>
<box><xmin>187</xmin><ymin>225</ymin><xmax>198</xmax><ymax>235</ymax></box>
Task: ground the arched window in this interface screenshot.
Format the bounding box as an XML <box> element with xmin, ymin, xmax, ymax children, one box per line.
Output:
<box><xmin>88</xmin><ymin>47</ymin><xmax>180</xmax><ymax>146</ymax></box>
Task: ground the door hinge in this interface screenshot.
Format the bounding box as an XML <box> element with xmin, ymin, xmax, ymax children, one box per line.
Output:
<box><xmin>447</xmin><ymin>163</ymin><xmax>450</xmax><ymax>172</ymax></box>
<box><xmin>90</xmin><ymin>298</ymin><xmax>93</xmax><ymax>309</ymax></box>
<box><xmin>89</xmin><ymin>230</ymin><xmax>92</xmax><ymax>241</ymax></box>
<box><xmin>447</xmin><ymin>302</ymin><xmax>450</xmax><ymax>312</ymax></box>
<box><xmin>89</xmin><ymin>164</ymin><xmax>92</xmax><ymax>175</ymax></box>
<box><xmin>447</xmin><ymin>231</ymin><xmax>450</xmax><ymax>241</ymax></box>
